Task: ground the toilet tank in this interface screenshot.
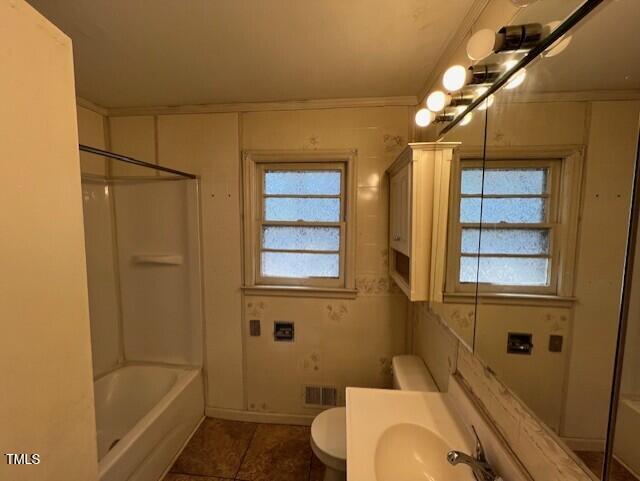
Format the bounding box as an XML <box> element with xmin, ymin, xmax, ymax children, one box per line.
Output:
<box><xmin>392</xmin><ymin>355</ymin><xmax>439</xmax><ymax>391</ymax></box>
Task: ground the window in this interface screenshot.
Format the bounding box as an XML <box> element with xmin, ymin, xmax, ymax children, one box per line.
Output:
<box><xmin>243</xmin><ymin>151</ymin><xmax>356</xmax><ymax>295</ymax></box>
<box><xmin>447</xmin><ymin>150</ymin><xmax>583</xmax><ymax>298</ymax></box>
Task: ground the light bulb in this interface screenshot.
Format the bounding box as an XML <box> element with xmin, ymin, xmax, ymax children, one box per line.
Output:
<box><xmin>426</xmin><ymin>91</ymin><xmax>449</xmax><ymax>112</ymax></box>
<box><xmin>459</xmin><ymin>112</ymin><xmax>473</xmax><ymax>126</ymax></box>
<box><xmin>475</xmin><ymin>87</ymin><xmax>495</xmax><ymax>111</ymax></box>
<box><xmin>505</xmin><ymin>69</ymin><xmax>526</xmax><ymax>89</ymax></box>
<box><xmin>503</xmin><ymin>60</ymin><xmax>526</xmax><ymax>90</ymax></box>
<box><xmin>443</xmin><ymin>65</ymin><xmax>468</xmax><ymax>92</ymax></box>
<box><xmin>542</xmin><ymin>21</ymin><xmax>572</xmax><ymax>58</ymax></box>
<box><xmin>466</xmin><ymin>29</ymin><xmax>497</xmax><ymax>61</ymax></box>
<box><xmin>414</xmin><ymin>108</ymin><xmax>434</xmax><ymax>127</ymax></box>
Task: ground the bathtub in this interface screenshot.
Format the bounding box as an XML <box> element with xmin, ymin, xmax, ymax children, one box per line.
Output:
<box><xmin>94</xmin><ymin>364</ymin><xmax>204</xmax><ymax>481</ymax></box>
<box><xmin>614</xmin><ymin>396</ymin><xmax>640</xmax><ymax>478</ymax></box>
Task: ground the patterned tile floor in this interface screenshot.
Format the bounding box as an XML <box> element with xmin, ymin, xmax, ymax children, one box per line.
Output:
<box><xmin>164</xmin><ymin>418</ymin><xmax>325</xmax><ymax>481</ymax></box>
<box><xmin>576</xmin><ymin>451</ymin><xmax>638</xmax><ymax>481</ymax></box>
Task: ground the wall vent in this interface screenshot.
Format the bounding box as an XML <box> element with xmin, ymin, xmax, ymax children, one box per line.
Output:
<box><xmin>304</xmin><ymin>385</ymin><xmax>338</xmax><ymax>407</ymax></box>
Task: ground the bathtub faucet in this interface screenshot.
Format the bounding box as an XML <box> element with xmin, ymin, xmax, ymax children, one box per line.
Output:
<box><xmin>447</xmin><ymin>426</ymin><xmax>499</xmax><ymax>481</ymax></box>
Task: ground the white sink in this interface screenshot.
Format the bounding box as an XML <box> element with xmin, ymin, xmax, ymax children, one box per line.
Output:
<box><xmin>347</xmin><ymin>388</ymin><xmax>475</xmax><ymax>481</ymax></box>
<box><xmin>375</xmin><ymin>423</ymin><xmax>464</xmax><ymax>481</ymax></box>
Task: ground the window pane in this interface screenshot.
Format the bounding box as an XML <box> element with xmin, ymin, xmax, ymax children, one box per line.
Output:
<box><xmin>263</xmin><ymin>226</ymin><xmax>339</xmax><ymax>251</ymax></box>
<box><xmin>482</xmin><ymin>169</ymin><xmax>547</xmax><ymax>195</ymax></box>
<box><xmin>461</xmin><ymin>167</ymin><xmax>548</xmax><ymax>195</ymax></box>
<box><xmin>460</xmin><ymin>197</ymin><xmax>546</xmax><ymax>223</ymax></box>
<box><xmin>262</xmin><ymin>252</ymin><xmax>339</xmax><ymax>278</ymax></box>
<box><xmin>461</xmin><ymin>228</ymin><xmax>549</xmax><ymax>255</ymax></box>
<box><xmin>461</xmin><ymin>168</ymin><xmax>483</xmax><ymax>194</ymax></box>
<box><xmin>265</xmin><ymin>170</ymin><xmax>341</xmax><ymax>195</ymax></box>
<box><xmin>460</xmin><ymin>256</ymin><xmax>549</xmax><ymax>286</ymax></box>
<box><xmin>265</xmin><ymin>197</ymin><xmax>340</xmax><ymax>222</ymax></box>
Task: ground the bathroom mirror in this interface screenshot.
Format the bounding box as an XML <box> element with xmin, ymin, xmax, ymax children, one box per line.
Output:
<box><xmin>470</xmin><ymin>0</ymin><xmax>640</xmax><ymax>479</ymax></box>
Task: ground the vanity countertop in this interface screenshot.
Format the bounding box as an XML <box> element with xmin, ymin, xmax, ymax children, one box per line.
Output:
<box><xmin>346</xmin><ymin>387</ymin><xmax>475</xmax><ymax>481</ymax></box>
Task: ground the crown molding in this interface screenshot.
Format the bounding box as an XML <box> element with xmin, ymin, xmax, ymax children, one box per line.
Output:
<box><xmin>76</xmin><ymin>96</ymin><xmax>109</xmax><ymax>116</ymax></box>
<box><xmin>106</xmin><ymin>95</ymin><xmax>418</xmax><ymax>117</ymax></box>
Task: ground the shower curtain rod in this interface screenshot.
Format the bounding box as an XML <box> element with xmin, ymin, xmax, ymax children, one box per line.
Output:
<box><xmin>79</xmin><ymin>144</ymin><xmax>197</xmax><ymax>179</ymax></box>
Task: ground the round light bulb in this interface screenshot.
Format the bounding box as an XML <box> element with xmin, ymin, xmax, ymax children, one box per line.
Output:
<box><xmin>459</xmin><ymin>112</ymin><xmax>473</xmax><ymax>126</ymax></box>
<box><xmin>505</xmin><ymin>69</ymin><xmax>526</xmax><ymax>89</ymax></box>
<box><xmin>426</xmin><ymin>91</ymin><xmax>449</xmax><ymax>112</ymax></box>
<box><xmin>414</xmin><ymin>108</ymin><xmax>434</xmax><ymax>127</ymax></box>
<box><xmin>475</xmin><ymin>87</ymin><xmax>495</xmax><ymax>111</ymax></box>
<box><xmin>466</xmin><ymin>29</ymin><xmax>497</xmax><ymax>61</ymax></box>
<box><xmin>503</xmin><ymin>60</ymin><xmax>526</xmax><ymax>90</ymax></box>
<box><xmin>442</xmin><ymin>65</ymin><xmax>468</xmax><ymax>92</ymax></box>
<box><xmin>542</xmin><ymin>21</ymin><xmax>572</xmax><ymax>58</ymax></box>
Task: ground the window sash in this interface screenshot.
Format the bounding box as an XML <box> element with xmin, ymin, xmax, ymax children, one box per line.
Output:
<box><xmin>256</xmin><ymin>162</ymin><xmax>347</xmax><ymax>287</ymax></box>
<box><xmin>450</xmin><ymin>158</ymin><xmax>562</xmax><ymax>294</ymax></box>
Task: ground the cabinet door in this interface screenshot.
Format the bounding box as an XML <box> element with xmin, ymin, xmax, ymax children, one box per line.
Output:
<box><xmin>390</xmin><ymin>164</ymin><xmax>411</xmax><ymax>256</ymax></box>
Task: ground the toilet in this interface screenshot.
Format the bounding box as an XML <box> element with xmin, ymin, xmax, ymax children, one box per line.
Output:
<box><xmin>309</xmin><ymin>355</ymin><xmax>438</xmax><ymax>480</ymax></box>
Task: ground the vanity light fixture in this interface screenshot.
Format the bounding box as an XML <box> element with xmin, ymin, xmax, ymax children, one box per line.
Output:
<box><xmin>475</xmin><ymin>87</ymin><xmax>495</xmax><ymax>110</ymax></box>
<box><xmin>467</xmin><ymin>21</ymin><xmax>568</xmax><ymax>61</ymax></box>
<box><xmin>449</xmin><ymin>91</ymin><xmax>475</xmax><ymax>107</ymax></box>
<box><xmin>442</xmin><ymin>65</ymin><xmax>468</xmax><ymax>92</ymax></box>
<box><xmin>466</xmin><ymin>29</ymin><xmax>498</xmax><ymax>61</ymax></box>
<box><xmin>496</xmin><ymin>24</ymin><xmax>544</xmax><ymax>53</ymax></box>
<box><xmin>467</xmin><ymin>64</ymin><xmax>503</xmax><ymax>85</ymax></box>
<box><xmin>458</xmin><ymin>111</ymin><xmax>473</xmax><ymax>126</ymax></box>
<box><xmin>503</xmin><ymin>59</ymin><xmax>527</xmax><ymax>89</ymax></box>
<box><xmin>414</xmin><ymin>108</ymin><xmax>435</xmax><ymax>127</ymax></box>
<box><xmin>434</xmin><ymin>108</ymin><xmax>457</xmax><ymax>123</ymax></box>
<box><xmin>542</xmin><ymin>21</ymin><xmax>572</xmax><ymax>57</ymax></box>
<box><xmin>426</xmin><ymin>90</ymin><xmax>450</xmax><ymax>112</ymax></box>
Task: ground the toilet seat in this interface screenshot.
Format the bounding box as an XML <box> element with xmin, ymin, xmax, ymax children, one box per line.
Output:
<box><xmin>310</xmin><ymin>407</ymin><xmax>346</xmax><ymax>472</ymax></box>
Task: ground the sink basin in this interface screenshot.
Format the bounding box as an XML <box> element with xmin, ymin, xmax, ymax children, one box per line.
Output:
<box><xmin>346</xmin><ymin>389</ymin><xmax>475</xmax><ymax>481</ymax></box>
<box><xmin>375</xmin><ymin>423</ymin><xmax>471</xmax><ymax>481</ymax></box>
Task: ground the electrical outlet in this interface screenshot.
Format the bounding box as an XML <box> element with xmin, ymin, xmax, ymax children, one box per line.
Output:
<box><xmin>274</xmin><ymin>321</ymin><xmax>294</xmax><ymax>341</ymax></box>
<box><xmin>249</xmin><ymin>320</ymin><xmax>261</xmax><ymax>336</ymax></box>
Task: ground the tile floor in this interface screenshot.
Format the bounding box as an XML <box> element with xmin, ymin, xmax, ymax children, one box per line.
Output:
<box><xmin>576</xmin><ymin>451</ymin><xmax>638</xmax><ymax>481</ymax></box>
<box><xmin>164</xmin><ymin>417</ymin><xmax>325</xmax><ymax>481</ymax></box>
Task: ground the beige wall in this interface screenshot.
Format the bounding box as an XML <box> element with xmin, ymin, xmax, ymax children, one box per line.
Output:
<box><xmin>0</xmin><ymin>1</ymin><xmax>98</xmax><ymax>480</ymax></box>
<box><xmin>241</xmin><ymin>107</ymin><xmax>409</xmax><ymax>417</ymax></box>
<box><xmin>108</xmin><ymin>106</ymin><xmax>410</xmax><ymax>419</ymax></box>
<box><xmin>563</xmin><ymin>100</ymin><xmax>640</xmax><ymax>439</ymax></box>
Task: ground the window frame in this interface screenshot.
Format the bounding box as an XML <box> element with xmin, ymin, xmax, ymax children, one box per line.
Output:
<box><xmin>243</xmin><ymin>150</ymin><xmax>357</xmax><ymax>297</ymax></box>
<box><xmin>445</xmin><ymin>146</ymin><xmax>584</xmax><ymax>300</ymax></box>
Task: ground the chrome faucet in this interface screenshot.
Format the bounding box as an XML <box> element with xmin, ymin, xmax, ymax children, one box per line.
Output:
<box><xmin>447</xmin><ymin>426</ymin><xmax>499</xmax><ymax>481</ymax></box>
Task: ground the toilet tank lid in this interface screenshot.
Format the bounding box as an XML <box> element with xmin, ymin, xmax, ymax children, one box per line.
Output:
<box><xmin>392</xmin><ymin>355</ymin><xmax>438</xmax><ymax>392</ymax></box>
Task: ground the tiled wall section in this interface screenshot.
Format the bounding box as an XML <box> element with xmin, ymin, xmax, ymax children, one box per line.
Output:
<box><xmin>457</xmin><ymin>347</ymin><xmax>592</xmax><ymax>481</ymax></box>
<box><xmin>241</xmin><ymin>106</ymin><xmax>410</xmax><ymax>417</ymax></box>
<box><xmin>412</xmin><ymin>303</ymin><xmax>592</xmax><ymax>481</ymax></box>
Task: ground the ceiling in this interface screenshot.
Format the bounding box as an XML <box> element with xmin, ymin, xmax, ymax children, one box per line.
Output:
<box><xmin>27</xmin><ymin>0</ymin><xmax>476</xmax><ymax>108</ymax></box>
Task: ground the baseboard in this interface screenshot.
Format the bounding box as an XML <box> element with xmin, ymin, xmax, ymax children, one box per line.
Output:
<box><xmin>561</xmin><ymin>436</ymin><xmax>606</xmax><ymax>452</ymax></box>
<box><xmin>613</xmin><ymin>454</ymin><xmax>640</xmax><ymax>480</ymax></box>
<box><xmin>205</xmin><ymin>406</ymin><xmax>315</xmax><ymax>426</ymax></box>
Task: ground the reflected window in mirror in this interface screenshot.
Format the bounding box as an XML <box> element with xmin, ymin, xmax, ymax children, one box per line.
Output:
<box><xmin>446</xmin><ymin>151</ymin><xmax>583</xmax><ymax>298</ymax></box>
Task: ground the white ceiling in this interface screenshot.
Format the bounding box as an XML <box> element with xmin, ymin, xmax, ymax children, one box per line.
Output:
<box><xmin>27</xmin><ymin>0</ymin><xmax>476</xmax><ymax>108</ymax></box>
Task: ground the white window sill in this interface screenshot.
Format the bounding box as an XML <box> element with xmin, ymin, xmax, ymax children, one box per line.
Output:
<box><xmin>242</xmin><ymin>285</ymin><xmax>358</xmax><ymax>299</ymax></box>
<box><xmin>443</xmin><ymin>292</ymin><xmax>576</xmax><ymax>308</ymax></box>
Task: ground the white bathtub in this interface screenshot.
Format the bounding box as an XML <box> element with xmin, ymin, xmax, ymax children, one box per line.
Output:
<box><xmin>94</xmin><ymin>365</ymin><xmax>204</xmax><ymax>481</ymax></box>
<box><xmin>614</xmin><ymin>396</ymin><xmax>640</xmax><ymax>478</ymax></box>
